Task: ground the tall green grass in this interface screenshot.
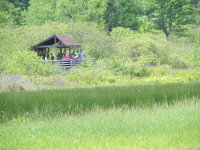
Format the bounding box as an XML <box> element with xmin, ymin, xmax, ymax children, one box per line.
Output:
<box><xmin>0</xmin><ymin>82</ymin><xmax>200</xmax><ymax>119</ymax></box>
<box><xmin>0</xmin><ymin>100</ymin><xmax>200</xmax><ymax>150</ymax></box>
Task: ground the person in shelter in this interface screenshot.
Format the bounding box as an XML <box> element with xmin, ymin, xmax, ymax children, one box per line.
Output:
<box><xmin>78</xmin><ymin>49</ymin><xmax>85</xmax><ymax>59</ymax></box>
<box><xmin>70</xmin><ymin>51</ymin><xmax>76</xmax><ymax>59</ymax></box>
<box><xmin>50</xmin><ymin>53</ymin><xmax>54</xmax><ymax>60</ymax></box>
<box><xmin>66</xmin><ymin>55</ymin><xmax>70</xmax><ymax>59</ymax></box>
<box><xmin>57</xmin><ymin>50</ymin><xmax>63</xmax><ymax>60</ymax></box>
<box><xmin>63</xmin><ymin>49</ymin><xmax>67</xmax><ymax>58</ymax></box>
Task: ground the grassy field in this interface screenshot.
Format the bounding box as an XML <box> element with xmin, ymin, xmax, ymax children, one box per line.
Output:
<box><xmin>0</xmin><ymin>82</ymin><xmax>200</xmax><ymax>119</ymax></box>
<box><xmin>0</xmin><ymin>82</ymin><xmax>200</xmax><ymax>149</ymax></box>
<box><xmin>0</xmin><ymin>99</ymin><xmax>200</xmax><ymax>150</ymax></box>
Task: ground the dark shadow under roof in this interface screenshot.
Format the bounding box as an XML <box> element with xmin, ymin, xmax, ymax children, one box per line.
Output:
<box><xmin>32</xmin><ymin>34</ymin><xmax>80</xmax><ymax>50</ymax></box>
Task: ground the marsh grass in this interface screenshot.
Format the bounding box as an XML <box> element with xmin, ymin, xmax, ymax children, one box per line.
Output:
<box><xmin>0</xmin><ymin>82</ymin><xmax>199</xmax><ymax>120</ymax></box>
<box><xmin>0</xmin><ymin>99</ymin><xmax>200</xmax><ymax>150</ymax></box>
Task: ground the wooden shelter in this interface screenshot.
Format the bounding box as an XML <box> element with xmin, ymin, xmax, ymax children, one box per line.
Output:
<box><xmin>31</xmin><ymin>34</ymin><xmax>96</xmax><ymax>70</ymax></box>
<box><xmin>31</xmin><ymin>34</ymin><xmax>80</xmax><ymax>59</ymax></box>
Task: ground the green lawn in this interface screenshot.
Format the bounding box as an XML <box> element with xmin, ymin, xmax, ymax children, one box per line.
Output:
<box><xmin>0</xmin><ymin>99</ymin><xmax>200</xmax><ymax>150</ymax></box>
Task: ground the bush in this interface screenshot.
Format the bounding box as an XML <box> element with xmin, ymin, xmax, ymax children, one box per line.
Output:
<box><xmin>3</xmin><ymin>50</ymin><xmax>53</xmax><ymax>75</ymax></box>
<box><xmin>103</xmin><ymin>57</ymin><xmax>151</xmax><ymax>77</ymax></box>
<box><xmin>111</xmin><ymin>27</ymin><xmax>194</xmax><ymax>69</ymax></box>
<box><xmin>149</xmin><ymin>65</ymin><xmax>171</xmax><ymax>76</ymax></box>
<box><xmin>64</xmin><ymin>64</ymin><xmax>119</xmax><ymax>85</ymax></box>
<box><xmin>169</xmin><ymin>54</ymin><xmax>191</xmax><ymax>69</ymax></box>
<box><xmin>67</xmin><ymin>22</ymin><xmax>113</xmax><ymax>59</ymax></box>
<box><xmin>0</xmin><ymin>22</ymin><xmax>114</xmax><ymax>75</ymax></box>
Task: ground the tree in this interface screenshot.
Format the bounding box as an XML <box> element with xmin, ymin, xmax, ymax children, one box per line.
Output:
<box><xmin>55</xmin><ymin>0</ymin><xmax>107</xmax><ymax>29</ymax></box>
<box><xmin>55</xmin><ymin>0</ymin><xmax>81</xmax><ymax>22</ymax></box>
<box><xmin>8</xmin><ymin>0</ymin><xmax>30</xmax><ymax>10</ymax></box>
<box><xmin>151</xmin><ymin>0</ymin><xmax>195</xmax><ymax>39</ymax></box>
<box><xmin>25</xmin><ymin>0</ymin><xmax>56</xmax><ymax>25</ymax></box>
<box><xmin>190</xmin><ymin>0</ymin><xmax>199</xmax><ymax>8</ymax></box>
<box><xmin>103</xmin><ymin>0</ymin><xmax>144</xmax><ymax>32</ymax></box>
<box><xmin>0</xmin><ymin>0</ymin><xmax>15</xmax><ymax>26</ymax></box>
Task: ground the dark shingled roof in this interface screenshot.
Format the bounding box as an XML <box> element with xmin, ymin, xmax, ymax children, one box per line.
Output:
<box><xmin>56</xmin><ymin>35</ymin><xmax>80</xmax><ymax>46</ymax></box>
<box><xmin>32</xmin><ymin>34</ymin><xmax>80</xmax><ymax>49</ymax></box>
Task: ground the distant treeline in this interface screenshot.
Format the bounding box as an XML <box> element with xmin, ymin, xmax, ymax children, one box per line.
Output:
<box><xmin>1</xmin><ymin>0</ymin><xmax>200</xmax><ymax>38</ymax></box>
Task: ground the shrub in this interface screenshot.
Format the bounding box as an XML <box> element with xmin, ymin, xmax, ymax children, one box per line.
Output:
<box><xmin>67</xmin><ymin>22</ymin><xmax>113</xmax><ymax>59</ymax></box>
<box><xmin>64</xmin><ymin>65</ymin><xmax>119</xmax><ymax>85</ymax></box>
<box><xmin>111</xmin><ymin>27</ymin><xmax>194</xmax><ymax>69</ymax></box>
<box><xmin>0</xmin><ymin>22</ymin><xmax>114</xmax><ymax>75</ymax></box>
<box><xmin>3</xmin><ymin>50</ymin><xmax>53</xmax><ymax>75</ymax></box>
<box><xmin>103</xmin><ymin>57</ymin><xmax>151</xmax><ymax>77</ymax></box>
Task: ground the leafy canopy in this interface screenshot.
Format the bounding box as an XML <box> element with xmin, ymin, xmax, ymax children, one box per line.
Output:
<box><xmin>151</xmin><ymin>0</ymin><xmax>195</xmax><ymax>39</ymax></box>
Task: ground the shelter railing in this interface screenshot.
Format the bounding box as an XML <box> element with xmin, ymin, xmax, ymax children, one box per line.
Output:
<box><xmin>47</xmin><ymin>58</ymin><xmax>96</xmax><ymax>70</ymax></box>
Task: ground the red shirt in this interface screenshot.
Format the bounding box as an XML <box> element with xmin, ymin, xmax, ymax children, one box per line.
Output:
<box><xmin>66</xmin><ymin>55</ymin><xmax>70</xmax><ymax>59</ymax></box>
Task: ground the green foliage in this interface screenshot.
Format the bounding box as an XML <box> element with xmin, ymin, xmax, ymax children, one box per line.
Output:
<box><xmin>150</xmin><ymin>0</ymin><xmax>195</xmax><ymax>38</ymax></box>
<box><xmin>55</xmin><ymin>0</ymin><xmax>107</xmax><ymax>29</ymax></box>
<box><xmin>8</xmin><ymin>0</ymin><xmax>30</xmax><ymax>10</ymax></box>
<box><xmin>104</xmin><ymin>0</ymin><xmax>145</xmax><ymax>32</ymax></box>
<box><xmin>0</xmin><ymin>22</ymin><xmax>68</xmax><ymax>74</ymax></box>
<box><xmin>0</xmin><ymin>82</ymin><xmax>200</xmax><ymax>119</ymax></box>
<box><xmin>112</xmin><ymin>28</ymin><xmax>167</xmax><ymax>64</ymax></box>
<box><xmin>65</xmin><ymin>65</ymin><xmax>118</xmax><ymax>85</ymax></box>
<box><xmin>149</xmin><ymin>65</ymin><xmax>172</xmax><ymax>76</ymax></box>
<box><xmin>0</xmin><ymin>21</ymin><xmax>198</xmax><ymax>78</ymax></box>
<box><xmin>187</xmin><ymin>26</ymin><xmax>200</xmax><ymax>61</ymax></box>
<box><xmin>3</xmin><ymin>50</ymin><xmax>53</xmax><ymax>75</ymax></box>
<box><xmin>0</xmin><ymin>100</ymin><xmax>200</xmax><ymax>150</ymax></box>
<box><xmin>0</xmin><ymin>0</ymin><xmax>14</xmax><ymax>27</ymax></box>
<box><xmin>0</xmin><ymin>0</ymin><xmax>24</xmax><ymax>26</ymax></box>
<box><xmin>103</xmin><ymin>56</ymin><xmax>152</xmax><ymax>77</ymax></box>
<box><xmin>0</xmin><ymin>22</ymin><xmax>114</xmax><ymax>75</ymax></box>
<box><xmin>23</xmin><ymin>0</ymin><xmax>151</xmax><ymax>32</ymax></box>
<box><xmin>66</xmin><ymin>22</ymin><xmax>113</xmax><ymax>59</ymax></box>
<box><xmin>111</xmin><ymin>27</ymin><xmax>197</xmax><ymax>70</ymax></box>
<box><xmin>1</xmin><ymin>0</ymin><xmax>199</xmax><ymax>35</ymax></box>
<box><xmin>25</xmin><ymin>0</ymin><xmax>56</xmax><ymax>25</ymax></box>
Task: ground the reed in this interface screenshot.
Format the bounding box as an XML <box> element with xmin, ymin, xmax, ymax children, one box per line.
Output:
<box><xmin>0</xmin><ymin>82</ymin><xmax>199</xmax><ymax>119</ymax></box>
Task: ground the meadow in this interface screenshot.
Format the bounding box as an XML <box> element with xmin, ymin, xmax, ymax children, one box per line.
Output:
<box><xmin>0</xmin><ymin>82</ymin><xmax>200</xmax><ymax>119</ymax></box>
<box><xmin>0</xmin><ymin>100</ymin><xmax>200</xmax><ymax>150</ymax></box>
<box><xmin>0</xmin><ymin>82</ymin><xmax>200</xmax><ymax>149</ymax></box>
<box><xmin>1</xmin><ymin>0</ymin><xmax>200</xmax><ymax>149</ymax></box>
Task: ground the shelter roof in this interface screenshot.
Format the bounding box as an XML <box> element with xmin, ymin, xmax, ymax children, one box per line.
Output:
<box><xmin>32</xmin><ymin>34</ymin><xmax>80</xmax><ymax>49</ymax></box>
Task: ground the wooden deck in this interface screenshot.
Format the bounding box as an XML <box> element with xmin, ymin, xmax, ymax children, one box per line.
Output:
<box><xmin>47</xmin><ymin>58</ymin><xmax>96</xmax><ymax>70</ymax></box>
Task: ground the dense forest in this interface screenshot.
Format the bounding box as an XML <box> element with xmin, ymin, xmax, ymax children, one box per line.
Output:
<box><xmin>1</xmin><ymin>0</ymin><xmax>199</xmax><ymax>36</ymax></box>
<box><xmin>0</xmin><ymin>0</ymin><xmax>200</xmax><ymax>89</ymax></box>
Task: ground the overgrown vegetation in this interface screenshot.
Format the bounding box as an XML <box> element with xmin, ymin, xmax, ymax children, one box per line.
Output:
<box><xmin>1</xmin><ymin>82</ymin><xmax>200</xmax><ymax>120</ymax></box>
<box><xmin>0</xmin><ymin>22</ymin><xmax>199</xmax><ymax>89</ymax></box>
<box><xmin>0</xmin><ymin>0</ymin><xmax>200</xmax><ymax>86</ymax></box>
<box><xmin>1</xmin><ymin>100</ymin><xmax>200</xmax><ymax>150</ymax></box>
<box><xmin>1</xmin><ymin>1</ymin><xmax>200</xmax><ymax>149</ymax></box>
<box><xmin>0</xmin><ymin>83</ymin><xmax>200</xmax><ymax>149</ymax></box>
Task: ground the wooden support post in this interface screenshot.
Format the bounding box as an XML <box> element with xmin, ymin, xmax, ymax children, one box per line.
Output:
<box><xmin>45</xmin><ymin>48</ymin><xmax>47</xmax><ymax>60</ymax></box>
<box><xmin>54</xmin><ymin>37</ymin><xmax>57</xmax><ymax>44</ymax></box>
<box><xmin>47</xmin><ymin>48</ymin><xmax>50</xmax><ymax>59</ymax></box>
<box><xmin>42</xmin><ymin>49</ymin><xmax>45</xmax><ymax>60</ymax></box>
<box><xmin>70</xmin><ymin>59</ymin><xmax>72</xmax><ymax>69</ymax></box>
<box><xmin>69</xmin><ymin>47</ymin><xmax>71</xmax><ymax>55</ymax></box>
<box><xmin>65</xmin><ymin>48</ymin><xmax>66</xmax><ymax>54</ymax></box>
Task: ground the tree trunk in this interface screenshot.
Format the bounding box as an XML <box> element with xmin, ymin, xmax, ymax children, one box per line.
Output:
<box><xmin>163</xmin><ymin>28</ymin><xmax>170</xmax><ymax>40</ymax></box>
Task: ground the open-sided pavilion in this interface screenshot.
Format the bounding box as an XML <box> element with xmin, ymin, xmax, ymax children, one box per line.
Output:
<box><xmin>31</xmin><ymin>34</ymin><xmax>96</xmax><ymax>70</ymax></box>
<box><xmin>31</xmin><ymin>34</ymin><xmax>80</xmax><ymax>60</ymax></box>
